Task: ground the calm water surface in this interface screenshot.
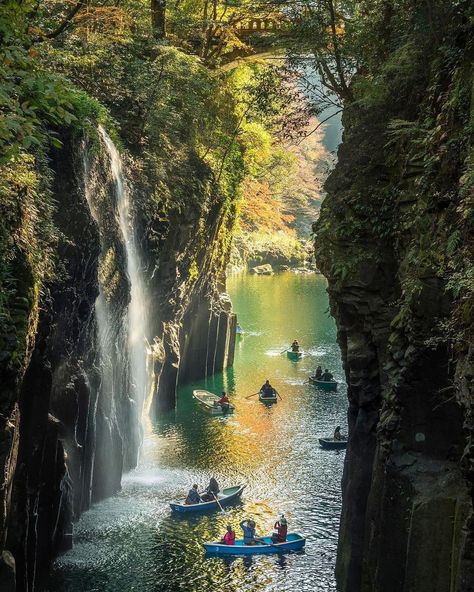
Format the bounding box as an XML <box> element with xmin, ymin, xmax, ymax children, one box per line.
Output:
<box><xmin>49</xmin><ymin>272</ymin><xmax>346</xmax><ymax>592</ymax></box>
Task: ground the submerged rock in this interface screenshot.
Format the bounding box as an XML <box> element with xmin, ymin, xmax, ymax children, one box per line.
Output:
<box><xmin>250</xmin><ymin>264</ymin><xmax>274</xmax><ymax>275</ymax></box>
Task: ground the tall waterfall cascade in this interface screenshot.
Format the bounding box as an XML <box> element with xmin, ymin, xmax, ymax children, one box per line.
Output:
<box><xmin>83</xmin><ymin>127</ymin><xmax>151</xmax><ymax>466</ymax></box>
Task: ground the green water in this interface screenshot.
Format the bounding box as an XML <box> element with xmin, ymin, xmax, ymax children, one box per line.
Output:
<box><xmin>49</xmin><ymin>272</ymin><xmax>346</xmax><ymax>592</ymax></box>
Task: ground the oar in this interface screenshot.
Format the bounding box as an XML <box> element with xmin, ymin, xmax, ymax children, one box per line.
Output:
<box><xmin>279</xmin><ymin>347</ymin><xmax>289</xmax><ymax>355</ymax></box>
<box><xmin>245</xmin><ymin>392</ymin><xmax>260</xmax><ymax>399</ymax></box>
<box><xmin>275</xmin><ymin>390</ymin><xmax>283</xmax><ymax>401</ymax></box>
<box><xmin>212</xmin><ymin>492</ymin><xmax>225</xmax><ymax>513</ymax></box>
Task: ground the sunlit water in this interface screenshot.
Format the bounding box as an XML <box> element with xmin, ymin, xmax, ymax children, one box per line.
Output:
<box><xmin>48</xmin><ymin>272</ymin><xmax>346</xmax><ymax>592</ymax></box>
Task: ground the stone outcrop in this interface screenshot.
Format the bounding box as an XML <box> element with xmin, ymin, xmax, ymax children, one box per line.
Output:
<box><xmin>315</xmin><ymin>3</ymin><xmax>474</xmax><ymax>591</ymax></box>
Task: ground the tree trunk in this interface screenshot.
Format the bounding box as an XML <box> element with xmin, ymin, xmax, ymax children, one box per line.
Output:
<box><xmin>151</xmin><ymin>0</ymin><xmax>166</xmax><ymax>39</ymax></box>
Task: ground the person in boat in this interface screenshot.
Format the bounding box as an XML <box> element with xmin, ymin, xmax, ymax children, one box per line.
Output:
<box><xmin>260</xmin><ymin>379</ymin><xmax>275</xmax><ymax>398</ymax></box>
<box><xmin>240</xmin><ymin>519</ymin><xmax>259</xmax><ymax>545</ymax></box>
<box><xmin>215</xmin><ymin>391</ymin><xmax>230</xmax><ymax>412</ymax></box>
<box><xmin>271</xmin><ymin>515</ymin><xmax>288</xmax><ymax>543</ymax></box>
<box><xmin>221</xmin><ymin>524</ymin><xmax>236</xmax><ymax>545</ymax></box>
<box><xmin>334</xmin><ymin>426</ymin><xmax>343</xmax><ymax>441</ymax></box>
<box><xmin>291</xmin><ymin>339</ymin><xmax>300</xmax><ymax>352</ymax></box>
<box><xmin>185</xmin><ymin>484</ymin><xmax>202</xmax><ymax>505</ymax></box>
<box><xmin>321</xmin><ymin>369</ymin><xmax>334</xmax><ymax>381</ymax></box>
<box><xmin>202</xmin><ymin>477</ymin><xmax>220</xmax><ymax>501</ymax></box>
<box><xmin>314</xmin><ymin>366</ymin><xmax>323</xmax><ymax>380</ymax></box>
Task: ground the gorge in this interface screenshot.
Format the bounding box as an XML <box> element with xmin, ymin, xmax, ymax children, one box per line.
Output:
<box><xmin>1</xmin><ymin>1</ymin><xmax>473</xmax><ymax>592</ymax></box>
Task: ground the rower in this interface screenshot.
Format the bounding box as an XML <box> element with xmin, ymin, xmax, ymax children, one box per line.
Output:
<box><xmin>291</xmin><ymin>339</ymin><xmax>300</xmax><ymax>352</ymax></box>
<box><xmin>215</xmin><ymin>391</ymin><xmax>230</xmax><ymax>411</ymax></box>
<box><xmin>260</xmin><ymin>379</ymin><xmax>275</xmax><ymax>398</ymax></box>
<box><xmin>334</xmin><ymin>426</ymin><xmax>342</xmax><ymax>441</ymax></box>
<box><xmin>202</xmin><ymin>477</ymin><xmax>220</xmax><ymax>501</ymax></box>
<box><xmin>321</xmin><ymin>369</ymin><xmax>334</xmax><ymax>381</ymax></box>
<box><xmin>314</xmin><ymin>366</ymin><xmax>322</xmax><ymax>380</ymax></box>
<box><xmin>185</xmin><ymin>484</ymin><xmax>201</xmax><ymax>505</ymax></box>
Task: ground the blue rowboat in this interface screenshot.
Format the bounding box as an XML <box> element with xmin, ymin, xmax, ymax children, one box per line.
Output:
<box><xmin>319</xmin><ymin>438</ymin><xmax>347</xmax><ymax>450</ymax></box>
<box><xmin>170</xmin><ymin>484</ymin><xmax>244</xmax><ymax>513</ymax></box>
<box><xmin>203</xmin><ymin>533</ymin><xmax>306</xmax><ymax>555</ymax></box>
<box><xmin>287</xmin><ymin>349</ymin><xmax>303</xmax><ymax>360</ymax></box>
<box><xmin>259</xmin><ymin>389</ymin><xmax>278</xmax><ymax>403</ymax></box>
<box><xmin>309</xmin><ymin>377</ymin><xmax>338</xmax><ymax>391</ymax></box>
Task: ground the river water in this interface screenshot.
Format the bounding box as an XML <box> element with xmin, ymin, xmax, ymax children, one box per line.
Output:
<box><xmin>48</xmin><ymin>272</ymin><xmax>346</xmax><ymax>592</ymax></box>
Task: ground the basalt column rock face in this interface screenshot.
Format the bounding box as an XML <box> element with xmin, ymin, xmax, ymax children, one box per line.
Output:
<box><xmin>2</xmin><ymin>135</ymin><xmax>138</xmax><ymax>592</ymax></box>
<box><xmin>315</xmin><ymin>3</ymin><xmax>473</xmax><ymax>591</ymax></box>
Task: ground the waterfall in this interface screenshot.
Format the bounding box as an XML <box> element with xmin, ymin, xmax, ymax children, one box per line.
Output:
<box><xmin>82</xmin><ymin>127</ymin><xmax>150</xmax><ymax>474</ymax></box>
<box><xmin>97</xmin><ymin>127</ymin><xmax>149</xmax><ymax>425</ymax></box>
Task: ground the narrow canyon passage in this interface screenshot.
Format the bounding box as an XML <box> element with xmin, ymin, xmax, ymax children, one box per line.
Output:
<box><xmin>48</xmin><ymin>273</ymin><xmax>346</xmax><ymax>592</ymax></box>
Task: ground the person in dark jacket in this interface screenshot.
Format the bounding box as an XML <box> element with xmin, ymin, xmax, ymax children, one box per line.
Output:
<box><xmin>185</xmin><ymin>484</ymin><xmax>201</xmax><ymax>505</ymax></box>
<box><xmin>260</xmin><ymin>379</ymin><xmax>275</xmax><ymax>398</ymax></box>
<box><xmin>321</xmin><ymin>369</ymin><xmax>334</xmax><ymax>381</ymax></box>
<box><xmin>314</xmin><ymin>366</ymin><xmax>322</xmax><ymax>380</ymax></box>
<box><xmin>291</xmin><ymin>340</ymin><xmax>300</xmax><ymax>352</ymax></box>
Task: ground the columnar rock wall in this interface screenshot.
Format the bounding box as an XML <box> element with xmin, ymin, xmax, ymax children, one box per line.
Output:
<box><xmin>315</xmin><ymin>3</ymin><xmax>473</xmax><ymax>590</ymax></box>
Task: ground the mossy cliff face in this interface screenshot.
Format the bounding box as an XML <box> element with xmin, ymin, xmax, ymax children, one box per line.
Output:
<box><xmin>0</xmin><ymin>54</ymin><xmax>237</xmax><ymax>591</ymax></box>
<box><xmin>315</xmin><ymin>3</ymin><xmax>473</xmax><ymax>591</ymax></box>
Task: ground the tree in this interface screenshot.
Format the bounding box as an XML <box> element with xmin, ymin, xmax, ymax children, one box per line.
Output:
<box><xmin>151</xmin><ymin>0</ymin><xmax>166</xmax><ymax>38</ymax></box>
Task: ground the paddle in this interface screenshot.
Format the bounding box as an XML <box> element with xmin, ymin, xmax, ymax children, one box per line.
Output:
<box><xmin>212</xmin><ymin>492</ymin><xmax>225</xmax><ymax>513</ymax></box>
<box><xmin>245</xmin><ymin>392</ymin><xmax>260</xmax><ymax>399</ymax></box>
<box><xmin>275</xmin><ymin>390</ymin><xmax>283</xmax><ymax>401</ymax></box>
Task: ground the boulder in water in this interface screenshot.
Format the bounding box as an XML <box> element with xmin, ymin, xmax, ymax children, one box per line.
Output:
<box><xmin>250</xmin><ymin>264</ymin><xmax>274</xmax><ymax>275</ymax></box>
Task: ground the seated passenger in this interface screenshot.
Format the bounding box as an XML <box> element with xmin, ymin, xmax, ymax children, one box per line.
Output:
<box><xmin>271</xmin><ymin>515</ymin><xmax>288</xmax><ymax>543</ymax></box>
<box><xmin>221</xmin><ymin>525</ymin><xmax>236</xmax><ymax>545</ymax></box>
<box><xmin>185</xmin><ymin>484</ymin><xmax>201</xmax><ymax>505</ymax></box>
<box><xmin>314</xmin><ymin>366</ymin><xmax>322</xmax><ymax>380</ymax></box>
<box><xmin>334</xmin><ymin>426</ymin><xmax>343</xmax><ymax>441</ymax></box>
<box><xmin>321</xmin><ymin>369</ymin><xmax>334</xmax><ymax>381</ymax></box>
<box><xmin>240</xmin><ymin>519</ymin><xmax>258</xmax><ymax>545</ymax></box>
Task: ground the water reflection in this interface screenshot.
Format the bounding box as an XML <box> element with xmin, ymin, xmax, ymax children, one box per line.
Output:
<box><xmin>49</xmin><ymin>273</ymin><xmax>345</xmax><ymax>592</ymax></box>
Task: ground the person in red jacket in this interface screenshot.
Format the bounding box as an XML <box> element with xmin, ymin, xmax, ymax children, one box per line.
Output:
<box><xmin>221</xmin><ymin>525</ymin><xmax>236</xmax><ymax>545</ymax></box>
<box><xmin>272</xmin><ymin>515</ymin><xmax>288</xmax><ymax>543</ymax></box>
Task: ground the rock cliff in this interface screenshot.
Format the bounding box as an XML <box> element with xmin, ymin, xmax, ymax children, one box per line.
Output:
<box><xmin>0</xmin><ymin>116</ymin><xmax>235</xmax><ymax>591</ymax></box>
<box><xmin>315</xmin><ymin>2</ymin><xmax>473</xmax><ymax>591</ymax></box>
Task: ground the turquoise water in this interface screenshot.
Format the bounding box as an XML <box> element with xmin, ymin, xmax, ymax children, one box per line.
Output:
<box><xmin>49</xmin><ymin>272</ymin><xmax>346</xmax><ymax>592</ymax></box>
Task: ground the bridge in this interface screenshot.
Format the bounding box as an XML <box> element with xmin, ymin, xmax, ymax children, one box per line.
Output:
<box><xmin>235</xmin><ymin>17</ymin><xmax>292</xmax><ymax>38</ymax></box>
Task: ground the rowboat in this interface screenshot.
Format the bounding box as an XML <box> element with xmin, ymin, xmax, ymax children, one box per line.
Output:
<box><xmin>319</xmin><ymin>438</ymin><xmax>348</xmax><ymax>450</ymax></box>
<box><xmin>170</xmin><ymin>484</ymin><xmax>245</xmax><ymax>513</ymax></box>
<box><xmin>193</xmin><ymin>390</ymin><xmax>235</xmax><ymax>415</ymax></box>
<box><xmin>309</xmin><ymin>377</ymin><xmax>338</xmax><ymax>391</ymax></box>
<box><xmin>287</xmin><ymin>349</ymin><xmax>303</xmax><ymax>360</ymax></box>
<box><xmin>203</xmin><ymin>533</ymin><xmax>306</xmax><ymax>555</ymax></box>
<box><xmin>259</xmin><ymin>389</ymin><xmax>278</xmax><ymax>403</ymax></box>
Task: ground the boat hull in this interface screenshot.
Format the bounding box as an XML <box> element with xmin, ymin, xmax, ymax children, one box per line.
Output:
<box><xmin>203</xmin><ymin>533</ymin><xmax>305</xmax><ymax>555</ymax></box>
<box><xmin>309</xmin><ymin>378</ymin><xmax>338</xmax><ymax>391</ymax></box>
<box><xmin>319</xmin><ymin>438</ymin><xmax>347</xmax><ymax>450</ymax></box>
<box><xmin>286</xmin><ymin>350</ymin><xmax>303</xmax><ymax>360</ymax></box>
<box><xmin>170</xmin><ymin>485</ymin><xmax>245</xmax><ymax>513</ymax></box>
<box><xmin>193</xmin><ymin>390</ymin><xmax>235</xmax><ymax>415</ymax></box>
